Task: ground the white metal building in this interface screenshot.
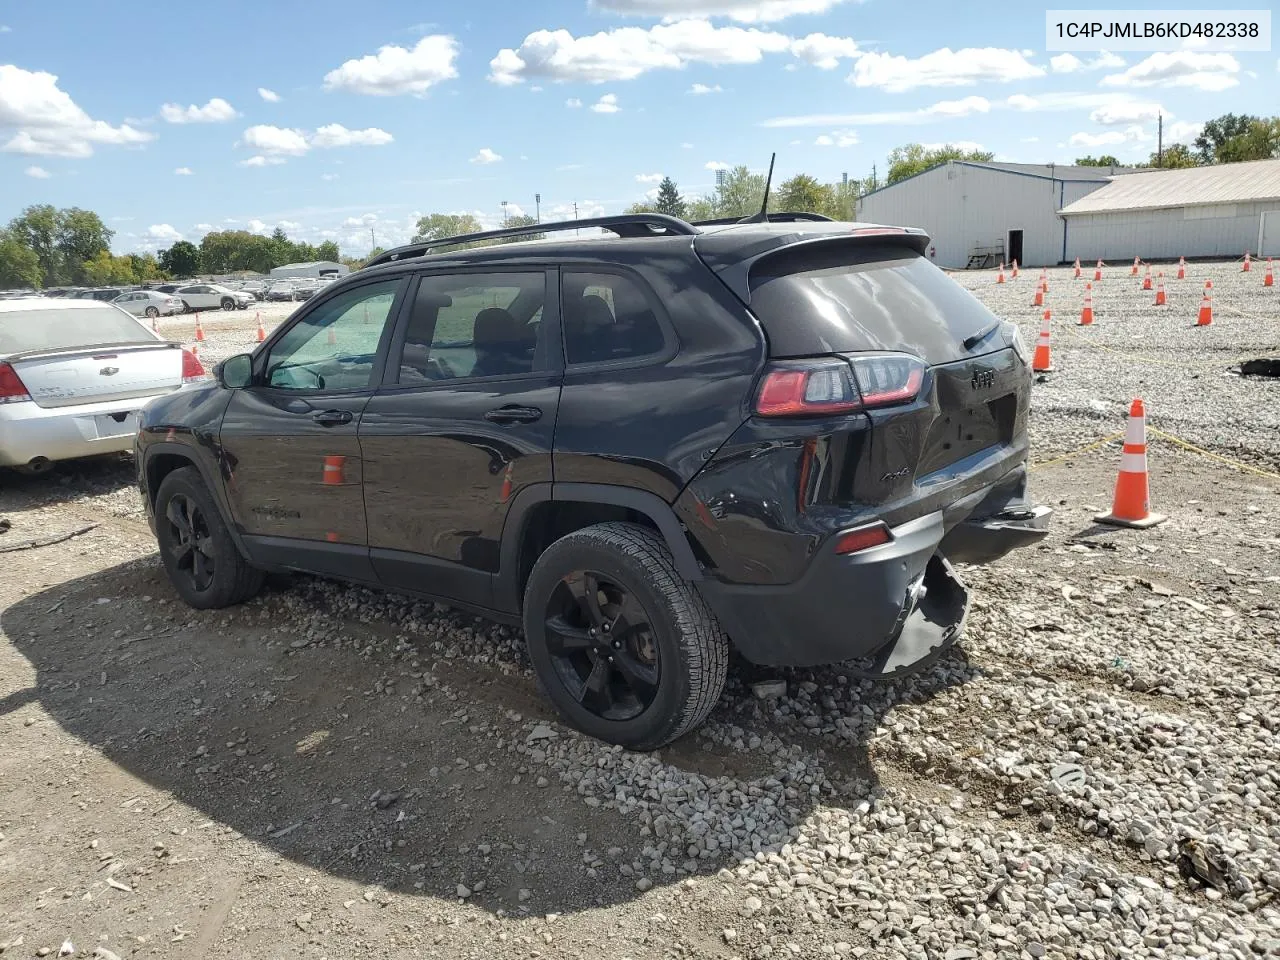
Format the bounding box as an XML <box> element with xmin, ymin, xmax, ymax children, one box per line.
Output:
<box><xmin>1059</xmin><ymin>159</ymin><xmax>1280</xmax><ymax>261</ymax></box>
<box><xmin>269</xmin><ymin>260</ymin><xmax>349</xmax><ymax>279</ymax></box>
<box><xmin>855</xmin><ymin>162</ymin><xmax>1134</xmax><ymax>269</ymax></box>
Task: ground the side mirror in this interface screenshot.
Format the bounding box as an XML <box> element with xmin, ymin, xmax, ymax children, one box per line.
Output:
<box><xmin>218</xmin><ymin>353</ymin><xmax>254</xmax><ymax>389</ymax></box>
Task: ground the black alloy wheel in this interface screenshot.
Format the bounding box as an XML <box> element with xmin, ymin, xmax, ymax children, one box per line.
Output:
<box><xmin>543</xmin><ymin>570</ymin><xmax>660</xmax><ymax>721</ymax></box>
<box><xmin>163</xmin><ymin>493</ymin><xmax>216</xmax><ymax>593</ymax></box>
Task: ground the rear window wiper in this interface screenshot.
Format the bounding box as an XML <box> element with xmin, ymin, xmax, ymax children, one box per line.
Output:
<box><xmin>962</xmin><ymin>320</ymin><xmax>1002</xmax><ymax>352</ymax></box>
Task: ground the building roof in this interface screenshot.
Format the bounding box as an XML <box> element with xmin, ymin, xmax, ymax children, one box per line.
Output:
<box><xmin>857</xmin><ymin>160</ymin><xmax>1147</xmax><ymax>202</ymax></box>
<box><xmin>1059</xmin><ymin>159</ymin><xmax>1280</xmax><ymax>216</ymax></box>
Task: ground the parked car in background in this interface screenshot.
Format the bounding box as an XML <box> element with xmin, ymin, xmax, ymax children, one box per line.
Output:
<box><xmin>240</xmin><ymin>281</ymin><xmax>267</xmax><ymax>299</ymax></box>
<box><xmin>73</xmin><ymin>287</ymin><xmax>129</xmax><ymax>302</ymax></box>
<box><xmin>264</xmin><ymin>281</ymin><xmax>300</xmax><ymax>302</ymax></box>
<box><xmin>153</xmin><ymin>284</ymin><xmax>183</xmax><ymax>296</ymax></box>
<box><xmin>113</xmin><ymin>290</ymin><xmax>185</xmax><ymax>319</ymax></box>
<box><xmin>173</xmin><ymin>283</ymin><xmax>254</xmax><ymax>312</ymax></box>
<box><xmin>291</xmin><ymin>279</ymin><xmax>320</xmax><ymax>301</ymax></box>
<box><xmin>1</xmin><ymin>298</ymin><xmax>205</xmax><ymax>475</ymax></box>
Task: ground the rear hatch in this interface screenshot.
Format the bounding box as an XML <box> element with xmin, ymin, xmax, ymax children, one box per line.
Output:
<box><xmin>704</xmin><ymin>229</ymin><xmax>1029</xmax><ymax>494</ymax></box>
<box><xmin>1</xmin><ymin>304</ymin><xmax>182</xmax><ymax>408</ymax></box>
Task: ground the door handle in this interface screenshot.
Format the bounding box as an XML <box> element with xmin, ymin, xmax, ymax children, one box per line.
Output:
<box><xmin>312</xmin><ymin>409</ymin><xmax>353</xmax><ymax>426</ymax></box>
<box><xmin>484</xmin><ymin>405</ymin><xmax>542</xmax><ymax>424</ymax></box>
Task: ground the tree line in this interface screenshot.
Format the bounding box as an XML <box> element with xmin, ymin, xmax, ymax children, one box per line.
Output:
<box><xmin>1075</xmin><ymin>112</ymin><xmax>1279</xmax><ymax>170</ymax></box>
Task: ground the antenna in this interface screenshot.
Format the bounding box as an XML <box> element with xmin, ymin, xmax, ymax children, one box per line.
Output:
<box><xmin>738</xmin><ymin>152</ymin><xmax>776</xmax><ymax>224</ymax></box>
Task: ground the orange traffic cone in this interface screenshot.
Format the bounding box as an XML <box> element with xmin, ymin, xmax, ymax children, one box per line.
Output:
<box><xmin>1131</xmin><ymin>257</ymin><xmax>1140</xmax><ymax>277</ymax></box>
<box><xmin>1154</xmin><ymin>273</ymin><xmax>1166</xmax><ymax>306</ymax></box>
<box><xmin>1094</xmin><ymin>258</ymin><xmax>1103</xmax><ymax>282</ymax></box>
<box><xmin>322</xmin><ymin>455</ymin><xmax>346</xmax><ymax>486</ymax></box>
<box><xmin>1033</xmin><ymin>283</ymin><xmax>1044</xmax><ymax>307</ymax></box>
<box><xmin>1265</xmin><ymin>258</ymin><xmax>1274</xmax><ymax>287</ymax></box>
<box><xmin>1079</xmin><ymin>283</ymin><xmax>1094</xmax><ymax>325</ymax></box>
<box><xmin>997</xmin><ymin>262</ymin><xmax>1005</xmax><ymax>284</ymax></box>
<box><xmin>499</xmin><ymin>462</ymin><xmax>514</xmax><ymax>502</ymax></box>
<box><xmin>1177</xmin><ymin>256</ymin><xmax>1186</xmax><ymax>280</ymax></box>
<box><xmin>1011</xmin><ymin>259</ymin><xmax>1019</xmax><ymax>279</ymax></box>
<box><xmin>1205</xmin><ymin>279</ymin><xmax>1213</xmax><ymax>290</ymax></box>
<box><xmin>1243</xmin><ymin>252</ymin><xmax>1252</xmax><ymax>272</ymax></box>
<box><xmin>194</xmin><ymin>313</ymin><xmax>205</xmax><ymax>342</ymax></box>
<box><xmin>1142</xmin><ymin>264</ymin><xmax>1152</xmax><ymax>291</ymax></box>
<box><xmin>1197</xmin><ymin>289</ymin><xmax>1213</xmax><ymax>326</ymax></box>
<box><xmin>1040</xmin><ymin>267</ymin><xmax>1048</xmax><ymax>291</ymax></box>
<box><xmin>1032</xmin><ymin>310</ymin><xmax>1053</xmax><ymax>372</ymax></box>
<box><xmin>1073</xmin><ymin>257</ymin><xmax>1081</xmax><ymax>279</ymax></box>
<box><xmin>255</xmin><ymin>312</ymin><xmax>266</xmax><ymax>342</ymax></box>
<box><xmin>1096</xmin><ymin>399</ymin><xmax>1165</xmax><ymax>528</ymax></box>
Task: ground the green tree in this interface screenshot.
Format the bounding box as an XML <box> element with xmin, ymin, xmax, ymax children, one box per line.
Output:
<box><xmin>686</xmin><ymin>196</ymin><xmax>716</xmax><ymax>222</ymax></box>
<box><xmin>7</xmin><ymin>204</ymin><xmax>62</xmax><ymax>285</ymax></box>
<box><xmin>1216</xmin><ymin>118</ymin><xmax>1280</xmax><ymax>163</ymax></box>
<box><xmin>413</xmin><ymin>213</ymin><xmax>483</xmax><ymax>246</ymax></box>
<box><xmin>1149</xmin><ymin>143</ymin><xmax>1199</xmax><ymax>169</ymax></box>
<box><xmin>159</xmin><ymin>240</ymin><xmax>202</xmax><ymax>277</ymax></box>
<box><xmin>654</xmin><ymin>177</ymin><xmax>686</xmax><ymax>218</ymax></box>
<box><xmin>825</xmin><ymin>181</ymin><xmax>858</xmax><ymax>220</ymax></box>
<box><xmin>0</xmin><ymin>230</ymin><xmax>43</xmax><ymax>289</ymax></box>
<box><xmin>316</xmin><ymin>240</ymin><xmax>341</xmax><ymax>262</ymax></box>
<box><xmin>714</xmin><ymin>165</ymin><xmax>767</xmax><ymax>218</ymax></box>
<box><xmin>57</xmin><ymin>208</ymin><xmax>113</xmax><ymax>282</ymax></box>
<box><xmin>498</xmin><ymin>213</ymin><xmax>544</xmax><ymax>243</ymax></box>
<box><xmin>82</xmin><ymin>249</ymin><xmax>136</xmax><ymax>286</ymax></box>
<box><xmin>1194</xmin><ymin>113</ymin><xmax>1257</xmax><ymax>163</ymax></box>
<box><xmin>885</xmin><ymin>143</ymin><xmax>995</xmax><ymax>184</ymax></box>
<box><xmin>625</xmin><ymin>201</ymin><xmax>659</xmax><ymax>214</ymax></box>
<box><xmin>1074</xmin><ymin>155</ymin><xmax>1123</xmax><ymax>167</ymax></box>
<box><xmin>127</xmin><ymin>253</ymin><xmax>164</xmax><ymax>282</ymax></box>
<box><xmin>776</xmin><ymin>174</ymin><xmax>836</xmax><ymax>215</ymax></box>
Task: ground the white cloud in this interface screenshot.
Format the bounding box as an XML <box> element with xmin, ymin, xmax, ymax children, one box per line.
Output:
<box><xmin>174</xmin><ymin>166</ymin><xmax>193</xmax><ymax>175</ymax></box>
<box><xmin>323</xmin><ymin>34</ymin><xmax>459</xmax><ymax>95</ymax></box>
<box><xmin>0</xmin><ymin>65</ymin><xmax>153</xmax><ymax>157</ymax></box>
<box><xmin>160</xmin><ymin>97</ymin><xmax>238</xmax><ymax>123</ymax></box>
<box><xmin>247</xmin><ymin>219</ymin><xmax>269</xmax><ymax>234</ymax></box>
<box><xmin>681</xmin><ymin>141</ymin><xmax>694</xmax><ymax>148</ymax></box>
<box><xmin>1068</xmin><ymin>125</ymin><xmax>1149</xmax><ymax>148</ymax></box>
<box><xmin>813</xmin><ymin>129</ymin><xmax>858</xmax><ymax>147</ymax></box>
<box><xmin>277</xmin><ymin>220</ymin><xmax>302</xmax><ymax>231</ymax></box>
<box><xmin>635</xmin><ymin>172</ymin><xmax>664</xmax><ymax>183</ymax></box>
<box><xmin>588</xmin><ymin>0</ymin><xmax>853</xmax><ymax>22</ymax></box>
<box><xmin>194</xmin><ymin>223</ymin><xmax>213</xmax><ymax>231</ymax></box>
<box><xmin>321</xmin><ymin>172</ymin><xmax>340</xmax><ymax>181</ymax></box>
<box><xmin>146</xmin><ymin>224</ymin><xmax>182</xmax><ymax>241</ymax></box>
<box><xmin>242</xmin><ymin>124</ymin><xmax>310</xmax><ymax>156</ymax></box>
<box><xmin>258</xmin><ymin>87</ymin><xmax>281</xmax><ymax>103</ymax></box>
<box><xmin>557</xmin><ymin>163</ymin><xmax>585</xmax><ymax>170</ymax></box>
<box><xmin>24</xmin><ymin>164</ymin><xmax>51</xmax><ymax>178</ymax></box>
<box><xmin>689</xmin><ymin>82</ymin><xmax>723</xmax><ymax>93</ymax></box>
<box><xmin>0</xmin><ymin>25</ymin><xmax>10</xmax><ymax>32</ymax></box>
<box><xmin>470</xmin><ymin>147</ymin><xmax>503</xmax><ymax>164</ymax></box>
<box><xmin>490</xmin><ymin>20</ymin><xmax>793</xmax><ymax>84</ymax></box>
<box><xmin>1089</xmin><ymin>101</ymin><xmax>1164</xmax><ymax>125</ymax></box>
<box><xmin>1006</xmin><ymin>94</ymin><xmax>1038</xmax><ymax>111</ymax></box>
<box><xmin>1094</xmin><ymin>52</ymin><xmax>1125</xmax><ymax>69</ymax></box>
<box><xmin>762</xmin><ymin>94</ymin><xmax>989</xmax><ymax>127</ymax></box>
<box><xmin>310</xmin><ymin>123</ymin><xmax>393</xmax><ymax>148</ymax></box>
<box><xmin>1050</xmin><ymin>52</ymin><xmax>1124</xmax><ymax>74</ymax></box>
<box><xmin>921</xmin><ymin>140</ymin><xmax>984</xmax><ymax>152</ymax></box>
<box><xmin>789</xmin><ymin>32</ymin><xmax>859</xmax><ymax>69</ymax></box>
<box><xmin>239</xmin><ymin>155</ymin><xmax>286</xmax><ymax>167</ymax></box>
<box><xmin>566</xmin><ymin>97</ymin><xmax>583</xmax><ymax>107</ymax></box>
<box><xmin>705</xmin><ymin>160</ymin><xmax>730</xmax><ymax>170</ymax></box>
<box><xmin>850</xmin><ymin>47</ymin><xmax>1044</xmax><ymax>92</ymax></box>
<box><xmin>1166</xmin><ymin>120</ymin><xmax>1203</xmax><ymax>145</ymax></box>
<box><xmin>1102</xmin><ymin>52</ymin><xmax>1240</xmax><ymax>91</ymax></box>
<box><xmin>1021</xmin><ymin>136</ymin><xmax>1040</xmax><ymax>143</ymax></box>
<box><xmin>342</xmin><ymin>213</ymin><xmax>379</xmax><ymax>227</ymax></box>
<box><xmin>1050</xmin><ymin>53</ymin><xmax>1083</xmax><ymax>74</ymax></box>
<box><xmin>590</xmin><ymin>93</ymin><xmax>621</xmax><ymax>112</ymax></box>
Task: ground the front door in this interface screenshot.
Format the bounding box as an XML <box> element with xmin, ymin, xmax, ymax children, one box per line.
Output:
<box><xmin>219</xmin><ymin>276</ymin><xmax>407</xmax><ymax>581</ymax></box>
<box><xmin>360</xmin><ymin>269</ymin><xmax>560</xmax><ymax>611</ymax></box>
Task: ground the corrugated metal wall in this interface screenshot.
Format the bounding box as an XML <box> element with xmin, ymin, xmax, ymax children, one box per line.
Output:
<box><xmin>855</xmin><ymin>163</ymin><xmax>1106</xmax><ymax>268</ymax></box>
<box><xmin>1063</xmin><ymin>201</ymin><xmax>1280</xmax><ymax>261</ymax></box>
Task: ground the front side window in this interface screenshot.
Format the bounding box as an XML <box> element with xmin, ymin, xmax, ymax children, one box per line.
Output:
<box><xmin>561</xmin><ymin>271</ymin><xmax>666</xmax><ymax>366</ymax></box>
<box><xmin>264</xmin><ymin>279</ymin><xmax>402</xmax><ymax>391</ymax></box>
<box><xmin>395</xmin><ymin>272</ymin><xmax>546</xmax><ymax>384</ymax></box>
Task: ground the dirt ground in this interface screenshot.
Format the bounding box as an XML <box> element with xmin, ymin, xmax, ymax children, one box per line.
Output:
<box><xmin>2</xmin><ymin>263</ymin><xmax>1278</xmax><ymax>959</ymax></box>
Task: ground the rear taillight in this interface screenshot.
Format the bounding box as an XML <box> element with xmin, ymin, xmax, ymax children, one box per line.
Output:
<box><xmin>181</xmin><ymin>348</ymin><xmax>208</xmax><ymax>383</ymax></box>
<box><xmin>834</xmin><ymin>522</ymin><xmax>893</xmax><ymax>554</ymax></box>
<box><xmin>754</xmin><ymin>354</ymin><xmax>925</xmax><ymax>418</ymax></box>
<box><xmin>0</xmin><ymin>362</ymin><xmax>32</xmax><ymax>404</ymax></box>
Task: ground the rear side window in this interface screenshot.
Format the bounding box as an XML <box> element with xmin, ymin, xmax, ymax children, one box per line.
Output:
<box><xmin>395</xmin><ymin>272</ymin><xmax>547</xmax><ymax>384</ymax></box>
<box><xmin>748</xmin><ymin>244</ymin><xmax>997</xmax><ymax>362</ymax></box>
<box><xmin>561</xmin><ymin>271</ymin><xmax>666</xmax><ymax>366</ymax></box>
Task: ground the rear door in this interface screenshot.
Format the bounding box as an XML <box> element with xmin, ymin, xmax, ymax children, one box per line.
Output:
<box><xmin>218</xmin><ymin>276</ymin><xmax>407</xmax><ymax>581</ymax></box>
<box><xmin>359</xmin><ymin>268</ymin><xmax>560</xmax><ymax>610</ymax></box>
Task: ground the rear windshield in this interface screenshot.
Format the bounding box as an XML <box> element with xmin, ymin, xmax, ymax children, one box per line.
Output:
<box><xmin>748</xmin><ymin>244</ymin><xmax>998</xmax><ymax>361</ymax></box>
<box><xmin>0</xmin><ymin>305</ymin><xmax>157</xmax><ymax>355</ymax></box>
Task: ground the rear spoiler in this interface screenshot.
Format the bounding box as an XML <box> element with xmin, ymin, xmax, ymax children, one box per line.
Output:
<box><xmin>2</xmin><ymin>341</ymin><xmax>180</xmax><ymax>363</ymax></box>
<box><xmin>699</xmin><ymin>226</ymin><xmax>930</xmax><ymax>305</ymax></box>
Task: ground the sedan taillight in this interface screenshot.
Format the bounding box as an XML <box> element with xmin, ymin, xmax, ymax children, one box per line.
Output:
<box><xmin>755</xmin><ymin>354</ymin><xmax>925</xmax><ymax>418</ymax></box>
<box><xmin>0</xmin><ymin>362</ymin><xmax>32</xmax><ymax>403</ymax></box>
<box><xmin>181</xmin><ymin>348</ymin><xmax>208</xmax><ymax>383</ymax></box>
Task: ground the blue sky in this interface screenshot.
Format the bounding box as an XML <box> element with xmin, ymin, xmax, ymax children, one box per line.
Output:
<box><xmin>2</xmin><ymin>1</ymin><xmax>1276</xmax><ymax>256</ymax></box>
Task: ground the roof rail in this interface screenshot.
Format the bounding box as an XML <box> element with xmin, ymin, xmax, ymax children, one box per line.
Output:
<box><xmin>364</xmin><ymin>213</ymin><xmax>697</xmax><ymax>269</ymax></box>
<box><xmin>691</xmin><ymin>212</ymin><xmax>834</xmax><ymax>227</ymax></box>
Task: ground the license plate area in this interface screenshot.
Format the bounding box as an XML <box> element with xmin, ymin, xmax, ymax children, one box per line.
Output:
<box><xmin>919</xmin><ymin>351</ymin><xmax>1021</xmax><ymax>475</ymax></box>
<box><xmin>94</xmin><ymin>411</ymin><xmax>138</xmax><ymax>438</ymax></box>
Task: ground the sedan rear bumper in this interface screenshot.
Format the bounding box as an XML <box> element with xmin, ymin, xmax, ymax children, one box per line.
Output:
<box><xmin>0</xmin><ymin>395</ymin><xmax>166</xmax><ymax>467</ymax></box>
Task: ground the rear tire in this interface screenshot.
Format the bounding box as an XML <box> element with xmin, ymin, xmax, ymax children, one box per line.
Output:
<box><xmin>154</xmin><ymin>466</ymin><xmax>264</xmax><ymax>609</ymax></box>
<box><xmin>220</xmin><ymin>297</ymin><xmax>235</xmax><ymax>311</ymax></box>
<box><xmin>522</xmin><ymin>522</ymin><xmax>728</xmax><ymax>751</ymax></box>
<box><xmin>144</xmin><ymin>306</ymin><xmax>159</xmax><ymax>319</ymax></box>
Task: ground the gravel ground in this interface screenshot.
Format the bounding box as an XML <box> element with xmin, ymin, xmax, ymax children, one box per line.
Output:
<box><xmin>1</xmin><ymin>263</ymin><xmax>1278</xmax><ymax>959</ymax></box>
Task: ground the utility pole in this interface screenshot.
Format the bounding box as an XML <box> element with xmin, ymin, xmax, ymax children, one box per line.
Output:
<box><xmin>573</xmin><ymin>201</ymin><xmax>579</xmax><ymax>236</ymax></box>
<box><xmin>1157</xmin><ymin>113</ymin><xmax>1163</xmax><ymax>167</ymax></box>
<box><xmin>370</xmin><ymin>226</ymin><xmax>376</xmax><ymax>252</ymax></box>
<box><xmin>500</xmin><ymin>200</ymin><xmax>509</xmax><ymax>227</ymax></box>
<box><xmin>535</xmin><ymin>193</ymin><xmax>541</xmax><ymax>224</ymax></box>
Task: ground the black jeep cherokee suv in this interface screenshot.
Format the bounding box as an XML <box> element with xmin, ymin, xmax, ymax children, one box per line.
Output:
<box><xmin>137</xmin><ymin>213</ymin><xmax>1050</xmax><ymax>750</ymax></box>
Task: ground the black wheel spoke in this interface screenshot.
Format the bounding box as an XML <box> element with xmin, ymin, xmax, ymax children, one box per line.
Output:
<box><xmin>544</xmin><ymin>615</ymin><xmax>594</xmax><ymax>654</ymax></box>
<box><xmin>191</xmin><ymin>547</ymin><xmax>209</xmax><ymax>586</ymax></box>
<box><xmin>171</xmin><ymin>541</ymin><xmax>193</xmax><ymax>565</ymax></box>
<box><xmin>613</xmin><ymin>650</ymin><xmax>658</xmax><ymax>703</ymax></box>
<box><xmin>577</xmin><ymin>656</ymin><xmax>613</xmax><ymax>711</ymax></box>
<box><xmin>581</xmin><ymin>572</ymin><xmax>607</xmax><ymax>628</ymax></box>
<box><xmin>166</xmin><ymin>497</ymin><xmax>192</xmax><ymax>540</ymax></box>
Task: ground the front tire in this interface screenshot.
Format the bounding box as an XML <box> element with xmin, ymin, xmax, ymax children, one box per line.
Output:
<box><xmin>220</xmin><ymin>297</ymin><xmax>235</xmax><ymax>311</ymax></box>
<box><xmin>155</xmin><ymin>466</ymin><xmax>264</xmax><ymax>609</ymax></box>
<box><xmin>522</xmin><ymin>522</ymin><xmax>729</xmax><ymax>751</ymax></box>
<box><xmin>144</xmin><ymin>306</ymin><xmax>159</xmax><ymax>319</ymax></box>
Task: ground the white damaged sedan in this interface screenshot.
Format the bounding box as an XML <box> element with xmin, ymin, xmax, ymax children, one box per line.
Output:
<box><xmin>0</xmin><ymin>298</ymin><xmax>207</xmax><ymax>474</ymax></box>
